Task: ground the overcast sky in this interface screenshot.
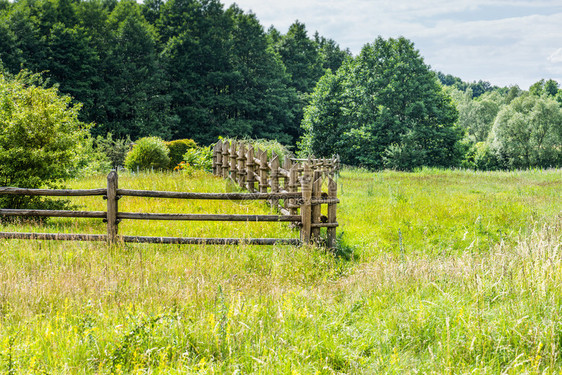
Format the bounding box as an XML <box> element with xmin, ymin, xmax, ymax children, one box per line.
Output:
<box><xmin>223</xmin><ymin>0</ymin><xmax>562</xmax><ymax>89</ymax></box>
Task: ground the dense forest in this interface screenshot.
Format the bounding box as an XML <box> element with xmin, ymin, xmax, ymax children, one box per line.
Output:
<box><xmin>1</xmin><ymin>0</ymin><xmax>561</xmax><ymax>170</ymax></box>
<box><xmin>0</xmin><ymin>0</ymin><xmax>349</xmax><ymax>145</ymax></box>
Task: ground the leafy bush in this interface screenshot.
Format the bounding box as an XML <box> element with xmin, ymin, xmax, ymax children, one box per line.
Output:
<box><xmin>382</xmin><ymin>132</ymin><xmax>426</xmax><ymax>171</ymax></box>
<box><xmin>124</xmin><ymin>137</ymin><xmax>170</xmax><ymax>171</ymax></box>
<box><xmin>0</xmin><ymin>71</ymin><xmax>88</xmax><ymax>210</ymax></box>
<box><xmin>462</xmin><ymin>142</ymin><xmax>503</xmax><ymax>171</ymax></box>
<box><xmin>181</xmin><ymin>146</ymin><xmax>213</xmax><ymax>171</ymax></box>
<box><xmin>166</xmin><ymin>139</ymin><xmax>197</xmax><ymax>167</ymax></box>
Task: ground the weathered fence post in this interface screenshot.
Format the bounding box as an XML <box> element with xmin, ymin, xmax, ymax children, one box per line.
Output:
<box><xmin>289</xmin><ymin>165</ymin><xmax>299</xmax><ymax>216</ymax></box>
<box><xmin>222</xmin><ymin>141</ymin><xmax>229</xmax><ymax>178</ymax></box>
<box><xmin>246</xmin><ymin>146</ymin><xmax>255</xmax><ymax>192</ymax></box>
<box><xmin>282</xmin><ymin>158</ymin><xmax>291</xmax><ymax>191</ymax></box>
<box><xmin>327</xmin><ymin>176</ymin><xmax>337</xmax><ymax>248</ymax></box>
<box><xmin>311</xmin><ymin>170</ymin><xmax>322</xmax><ymax>242</ymax></box>
<box><xmin>229</xmin><ymin>141</ymin><xmax>237</xmax><ymax>184</ymax></box>
<box><xmin>106</xmin><ymin>170</ymin><xmax>119</xmax><ymax>244</ymax></box>
<box><xmin>259</xmin><ymin>149</ymin><xmax>269</xmax><ymax>194</ymax></box>
<box><xmin>270</xmin><ymin>154</ymin><xmax>280</xmax><ymax>209</ymax></box>
<box><xmin>213</xmin><ymin>140</ymin><xmax>222</xmax><ymax>176</ymax></box>
<box><xmin>300</xmin><ymin>164</ymin><xmax>312</xmax><ymax>244</ymax></box>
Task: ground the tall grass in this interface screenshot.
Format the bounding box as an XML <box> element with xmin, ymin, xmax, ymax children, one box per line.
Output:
<box><xmin>0</xmin><ymin>168</ymin><xmax>560</xmax><ymax>373</ymax></box>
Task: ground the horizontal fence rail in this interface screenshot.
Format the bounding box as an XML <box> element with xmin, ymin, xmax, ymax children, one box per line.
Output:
<box><xmin>0</xmin><ymin>171</ymin><xmax>308</xmax><ymax>246</ymax></box>
<box><xmin>117</xmin><ymin>189</ymin><xmax>303</xmax><ymax>200</ymax></box>
<box><xmin>0</xmin><ymin>187</ymin><xmax>107</xmax><ymax>196</ymax></box>
<box><xmin>0</xmin><ymin>232</ymin><xmax>300</xmax><ymax>245</ymax></box>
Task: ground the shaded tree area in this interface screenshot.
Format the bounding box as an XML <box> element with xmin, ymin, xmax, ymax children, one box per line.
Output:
<box><xmin>0</xmin><ymin>0</ymin><xmax>349</xmax><ymax>146</ymax></box>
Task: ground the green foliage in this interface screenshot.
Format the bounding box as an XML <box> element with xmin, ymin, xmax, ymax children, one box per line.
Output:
<box><xmin>182</xmin><ymin>146</ymin><xmax>213</xmax><ymax>171</ymax></box>
<box><xmin>74</xmin><ymin>135</ymin><xmax>112</xmax><ymax>176</ymax></box>
<box><xmin>529</xmin><ymin>79</ymin><xmax>560</xmax><ymax>97</ymax></box>
<box><xmin>490</xmin><ymin>94</ymin><xmax>562</xmax><ymax>168</ymax></box>
<box><xmin>382</xmin><ymin>137</ymin><xmax>426</xmax><ymax>171</ymax></box>
<box><xmin>166</xmin><ymin>138</ymin><xmax>197</xmax><ymax>167</ymax></box>
<box><xmin>461</xmin><ymin>142</ymin><xmax>503</xmax><ymax>170</ymax></box>
<box><xmin>274</xmin><ymin>21</ymin><xmax>324</xmax><ymax>95</ymax></box>
<box><xmin>451</xmin><ymin>88</ymin><xmax>502</xmax><ymax>143</ymax></box>
<box><xmin>226</xmin><ymin>138</ymin><xmax>291</xmax><ymax>164</ymax></box>
<box><xmin>437</xmin><ymin>72</ymin><xmax>503</xmax><ymax>98</ymax></box>
<box><xmin>301</xmin><ymin>37</ymin><xmax>462</xmax><ymax>170</ymax></box>
<box><xmin>95</xmin><ymin>132</ymin><xmax>132</xmax><ymax>169</ymax></box>
<box><xmin>124</xmin><ymin>136</ymin><xmax>170</xmax><ymax>171</ymax></box>
<box><xmin>0</xmin><ymin>71</ymin><xmax>88</xmax><ymax>209</ymax></box>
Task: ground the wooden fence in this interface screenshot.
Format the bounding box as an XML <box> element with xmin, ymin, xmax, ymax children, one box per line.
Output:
<box><xmin>212</xmin><ymin>139</ymin><xmax>339</xmax><ymax>246</ymax></box>
<box><xmin>0</xmin><ymin>164</ymin><xmax>338</xmax><ymax>246</ymax></box>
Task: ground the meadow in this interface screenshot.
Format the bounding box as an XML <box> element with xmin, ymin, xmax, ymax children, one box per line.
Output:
<box><xmin>0</xmin><ymin>168</ymin><xmax>561</xmax><ymax>373</ymax></box>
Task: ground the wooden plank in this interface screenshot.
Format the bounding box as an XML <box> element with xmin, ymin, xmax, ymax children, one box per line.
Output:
<box><xmin>120</xmin><ymin>236</ymin><xmax>301</xmax><ymax>245</ymax></box>
<box><xmin>311</xmin><ymin>171</ymin><xmax>322</xmax><ymax>241</ymax></box>
<box><xmin>0</xmin><ymin>209</ymin><xmax>106</xmax><ymax>218</ymax></box>
<box><xmin>0</xmin><ymin>232</ymin><xmax>108</xmax><ymax>241</ymax></box>
<box><xmin>312</xmin><ymin>223</ymin><xmax>338</xmax><ymax>228</ymax></box>
<box><xmin>117</xmin><ymin>189</ymin><xmax>301</xmax><ymax>200</ymax></box>
<box><xmin>237</xmin><ymin>142</ymin><xmax>246</xmax><ymax>188</ymax></box>
<box><xmin>246</xmin><ymin>146</ymin><xmax>256</xmax><ymax>192</ymax></box>
<box><xmin>289</xmin><ymin>165</ymin><xmax>299</xmax><ymax>215</ymax></box>
<box><xmin>310</xmin><ymin>198</ymin><xmax>340</xmax><ymax>205</ymax></box>
<box><xmin>222</xmin><ymin>141</ymin><xmax>230</xmax><ymax>178</ymax></box>
<box><xmin>213</xmin><ymin>140</ymin><xmax>223</xmax><ymax>176</ymax></box>
<box><xmin>259</xmin><ymin>149</ymin><xmax>269</xmax><ymax>193</ymax></box>
<box><xmin>230</xmin><ymin>140</ymin><xmax>238</xmax><ymax>180</ymax></box>
<box><xmin>300</xmin><ymin>164</ymin><xmax>313</xmax><ymax>244</ymax></box>
<box><xmin>0</xmin><ymin>232</ymin><xmax>301</xmax><ymax>246</ymax></box>
<box><xmin>117</xmin><ymin>212</ymin><xmax>301</xmax><ymax>222</ymax></box>
<box><xmin>327</xmin><ymin>176</ymin><xmax>337</xmax><ymax>248</ymax></box>
<box><xmin>0</xmin><ymin>187</ymin><xmax>106</xmax><ymax>196</ymax></box>
<box><xmin>270</xmin><ymin>154</ymin><xmax>280</xmax><ymax>208</ymax></box>
<box><xmin>278</xmin><ymin>168</ymin><xmax>290</xmax><ymax>178</ymax></box>
<box><xmin>106</xmin><ymin>170</ymin><xmax>118</xmax><ymax>244</ymax></box>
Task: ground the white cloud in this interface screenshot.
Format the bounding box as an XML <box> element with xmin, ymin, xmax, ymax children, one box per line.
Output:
<box><xmin>548</xmin><ymin>48</ymin><xmax>562</xmax><ymax>64</ymax></box>
<box><xmin>224</xmin><ymin>0</ymin><xmax>562</xmax><ymax>88</ymax></box>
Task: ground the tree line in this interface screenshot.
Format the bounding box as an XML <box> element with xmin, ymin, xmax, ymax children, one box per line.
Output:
<box><xmin>0</xmin><ymin>0</ymin><xmax>349</xmax><ymax>145</ymax></box>
<box><xmin>301</xmin><ymin>40</ymin><xmax>562</xmax><ymax>170</ymax></box>
<box><xmin>1</xmin><ymin>0</ymin><xmax>561</xmax><ymax>171</ymax></box>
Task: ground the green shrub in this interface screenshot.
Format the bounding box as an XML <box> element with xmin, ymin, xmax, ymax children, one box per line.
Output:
<box><xmin>124</xmin><ymin>137</ymin><xmax>170</xmax><ymax>171</ymax></box>
<box><xmin>462</xmin><ymin>142</ymin><xmax>503</xmax><ymax>171</ymax></box>
<box><xmin>0</xmin><ymin>71</ymin><xmax>88</xmax><ymax>210</ymax></box>
<box><xmin>166</xmin><ymin>139</ymin><xmax>197</xmax><ymax>167</ymax></box>
<box><xmin>181</xmin><ymin>146</ymin><xmax>213</xmax><ymax>171</ymax></box>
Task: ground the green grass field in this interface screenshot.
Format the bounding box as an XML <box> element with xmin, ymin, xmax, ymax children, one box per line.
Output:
<box><xmin>0</xmin><ymin>168</ymin><xmax>561</xmax><ymax>373</ymax></box>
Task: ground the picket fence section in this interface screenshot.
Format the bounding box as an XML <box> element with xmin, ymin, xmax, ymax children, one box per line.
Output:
<box><xmin>212</xmin><ymin>139</ymin><xmax>339</xmax><ymax>246</ymax></box>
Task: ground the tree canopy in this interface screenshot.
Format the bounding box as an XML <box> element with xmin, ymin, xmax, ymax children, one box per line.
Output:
<box><xmin>301</xmin><ymin>37</ymin><xmax>461</xmax><ymax>170</ymax></box>
<box><xmin>0</xmin><ymin>0</ymin><xmax>351</xmax><ymax>146</ymax></box>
